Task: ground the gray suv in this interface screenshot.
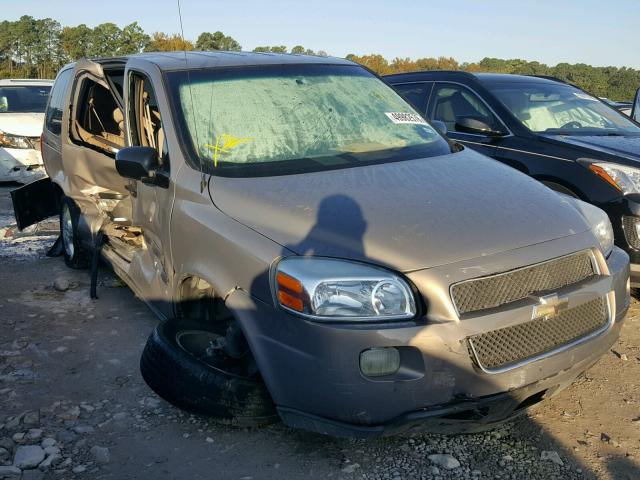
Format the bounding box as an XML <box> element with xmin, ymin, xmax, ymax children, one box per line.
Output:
<box><xmin>13</xmin><ymin>52</ymin><xmax>630</xmax><ymax>436</ymax></box>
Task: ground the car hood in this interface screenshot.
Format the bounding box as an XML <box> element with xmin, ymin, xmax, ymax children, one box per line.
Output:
<box><xmin>0</xmin><ymin>113</ymin><xmax>45</xmax><ymax>137</ymax></box>
<box><xmin>542</xmin><ymin>134</ymin><xmax>640</xmax><ymax>163</ymax></box>
<box><xmin>209</xmin><ymin>149</ymin><xmax>591</xmax><ymax>272</ymax></box>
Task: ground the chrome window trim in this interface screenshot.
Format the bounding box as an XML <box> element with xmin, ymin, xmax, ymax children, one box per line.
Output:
<box><xmin>497</xmin><ymin>145</ymin><xmax>574</xmax><ymax>162</ymax></box>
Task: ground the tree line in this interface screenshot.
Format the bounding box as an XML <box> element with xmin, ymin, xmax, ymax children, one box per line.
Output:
<box><xmin>0</xmin><ymin>16</ymin><xmax>320</xmax><ymax>79</ymax></box>
<box><xmin>346</xmin><ymin>54</ymin><xmax>640</xmax><ymax>101</ymax></box>
<box><xmin>1</xmin><ymin>16</ymin><xmax>638</xmax><ymax>101</ymax></box>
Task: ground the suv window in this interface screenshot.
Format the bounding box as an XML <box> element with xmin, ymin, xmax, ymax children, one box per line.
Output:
<box><xmin>45</xmin><ymin>70</ymin><xmax>72</xmax><ymax>135</ymax></box>
<box><xmin>430</xmin><ymin>83</ymin><xmax>500</xmax><ymax>133</ymax></box>
<box><xmin>72</xmin><ymin>76</ymin><xmax>124</xmax><ymax>153</ymax></box>
<box><xmin>392</xmin><ymin>82</ymin><xmax>431</xmax><ymax>113</ymax></box>
<box><xmin>128</xmin><ymin>72</ymin><xmax>167</xmax><ymax>165</ymax></box>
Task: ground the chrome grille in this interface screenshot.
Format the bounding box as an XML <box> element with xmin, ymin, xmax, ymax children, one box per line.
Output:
<box><xmin>622</xmin><ymin>216</ymin><xmax>640</xmax><ymax>249</ymax></box>
<box><xmin>468</xmin><ymin>296</ymin><xmax>609</xmax><ymax>372</ymax></box>
<box><xmin>451</xmin><ymin>250</ymin><xmax>596</xmax><ymax>315</ymax></box>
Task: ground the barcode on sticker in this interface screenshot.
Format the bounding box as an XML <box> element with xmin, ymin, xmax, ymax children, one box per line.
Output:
<box><xmin>385</xmin><ymin>112</ymin><xmax>428</xmax><ymax>125</ymax></box>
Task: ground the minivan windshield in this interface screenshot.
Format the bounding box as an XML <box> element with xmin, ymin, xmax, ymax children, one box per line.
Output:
<box><xmin>0</xmin><ymin>85</ymin><xmax>51</xmax><ymax>113</ymax></box>
<box><xmin>487</xmin><ymin>82</ymin><xmax>640</xmax><ymax>136</ymax></box>
<box><xmin>165</xmin><ymin>64</ymin><xmax>450</xmax><ymax>176</ymax></box>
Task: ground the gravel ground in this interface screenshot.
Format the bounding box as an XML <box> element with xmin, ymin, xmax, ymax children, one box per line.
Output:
<box><xmin>0</xmin><ymin>184</ymin><xmax>639</xmax><ymax>480</ymax></box>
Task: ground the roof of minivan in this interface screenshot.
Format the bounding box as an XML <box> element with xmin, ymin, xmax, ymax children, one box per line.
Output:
<box><xmin>0</xmin><ymin>78</ymin><xmax>54</xmax><ymax>86</ymax></box>
<box><xmin>97</xmin><ymin>51</ymin><xmax>354</xmax><ymax>71</ymax></box>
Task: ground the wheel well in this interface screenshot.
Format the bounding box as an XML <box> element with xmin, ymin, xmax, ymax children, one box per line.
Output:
<box><xmin>540</xmin><ymin>180</ymin><xmax>581</xmax><ymax>199</ymax></box>
<box><xmin>176</xmin><ymin>276</ymin><xmax>234</xmax><ymax>328</ymax></box>
<box><xmin>176</xmin><ymin>276</ymin><xmax>257</xmax><ymax>367</ymax></box>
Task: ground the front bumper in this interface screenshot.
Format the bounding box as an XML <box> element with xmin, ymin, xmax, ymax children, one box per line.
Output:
<box><xmin>600</xmin><ymin>195</ymin><xmax>640</xmax><ymax>286</ymax></box>
<box><xmin>227</xmin><ymin>237</ymin><xmax>630</xmax><ymax>437</ymax></box>
<box><xmin>0</xmin><ymin>147</ymin><xmax>45</xmax><ymax>183</ymax></box>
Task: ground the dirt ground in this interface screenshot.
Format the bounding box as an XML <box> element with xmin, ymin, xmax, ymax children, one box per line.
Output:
<box><xmin>0</xmin><ymin>184</ymin><xmax>638</xmax><ymax>480</ymax></box>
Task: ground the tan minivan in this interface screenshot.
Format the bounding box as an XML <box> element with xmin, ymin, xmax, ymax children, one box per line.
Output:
<box><xmin>12</xmin><ymin>52</ymin><xmax>630</xmax><ymax>436</ymax></box>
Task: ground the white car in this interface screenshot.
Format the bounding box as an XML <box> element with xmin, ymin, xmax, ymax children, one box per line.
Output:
<box><xmin>0</xmin><ymin>79</ymin><xmax>53</xmax><ymax>183</ymax></box>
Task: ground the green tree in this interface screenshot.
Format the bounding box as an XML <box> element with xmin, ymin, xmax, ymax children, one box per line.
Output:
<box><xmin>195</xmin><ymin>31</ymin><xmax>241</xmax><ymax>51</ymax></box>
<box><xmin>89</xmin><ymin>23</ymin><xmax>122</xmax><ymax>57</ymax></box>
<box><xmin>33</xmin><ymin>18</ymin><xmax>63</xmax><ymax>78</ymax></box>
<box><xmin>145</xmin><ymin>32</ymin><xmax>194</xmax><ymax>52</ymax></box>
<box><xmin>252</xmin><ymin>45</ymin><xmax>287</xmax><ymax>53</ymax></box>
<box><xmin>119</xmin><ymin>22</ymin><xmax>149</xmax><ymax>55</ymax></box>
<box><xmin>60</xmin><ymin>24</ymin><xmax>93</xmax><ymax>60</ymax></box>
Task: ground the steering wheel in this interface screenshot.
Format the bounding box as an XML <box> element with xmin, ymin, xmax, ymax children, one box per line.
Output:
<box><xmin>560</xmin><ymin>121</ymin><xmax>582</xmax><ymax>129</ymax></box>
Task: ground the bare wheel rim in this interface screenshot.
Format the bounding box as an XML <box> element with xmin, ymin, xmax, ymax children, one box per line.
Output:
<box><xmin>62</xmin><ymin>204</ymin><xmax>74</xmax><ymax>258</ymax></box>
<box><xmin>174</xmin><ymin>329</ymin><xmax>257</xmax><ymax>379</ymax></box>
<box><xmin>176</xmin><ymin>330</ymin><xmax>222</xmax><ymax>359</ymax></box>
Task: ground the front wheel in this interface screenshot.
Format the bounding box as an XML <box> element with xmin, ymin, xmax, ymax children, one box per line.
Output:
<box><xmin>60</xmin><ymin>196</ymin><xmax>91</xmax><ymax>269</ymax></box>
<box><xmin>140</xmin><ymin>318</ymin><xmax>277</xmax><ymax>426</ymax></box>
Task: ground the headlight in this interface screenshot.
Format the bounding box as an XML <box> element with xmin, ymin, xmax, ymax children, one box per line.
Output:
<box><xmin>0</xmin><ymin>131</ymin><xmax>33</xmax><ymax>149</ymax></box>
<box><xmin>589</xmin><ymin>162</ymin><xmax>640</xmax><ymax>194</ymax></box>
<box><xmin>567</xmin><ymin>197</ymin><xmax>614</xmax><ymax>257</ymax></box>
<box><xmin>274</xmin><ymin>257</ymin><xmax>417</xmax><ymax>321</ymax></box>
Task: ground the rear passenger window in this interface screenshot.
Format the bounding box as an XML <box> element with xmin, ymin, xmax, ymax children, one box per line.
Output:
<box><xmin>45</xmin><ymin>69</ymin><xmax>73</xmax><ymax>135</ymax></box>
<box><xmin>72</xmin><ymin>77</ymin><xmax>124</xmax><ymax>154</ymax></box>
<box><xmin>393</xmin><ymin>82</ymin><xmax>431</xmax><ymax>113</ymax></box>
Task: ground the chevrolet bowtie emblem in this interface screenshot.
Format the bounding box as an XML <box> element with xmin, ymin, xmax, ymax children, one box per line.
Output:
<box><xmin>532</xmin><ymin>293</ymin><xmax>569</xmax><ymax>320</ymax></box>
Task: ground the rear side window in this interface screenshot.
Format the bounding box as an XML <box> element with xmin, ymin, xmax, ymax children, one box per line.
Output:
<box><xmin>392</xmin><ymin>82</ymin><xmax>431</xmax><ymax>114</ymax></box>
<box><xmin>45</xmin><ymin>69</ymin><xmax>73</xmax><ymax>135</ymax></box>
<box><xmin>71</xmin><ymin>76</ymin><xmax>124</xmax><ymax>153</ymax></box>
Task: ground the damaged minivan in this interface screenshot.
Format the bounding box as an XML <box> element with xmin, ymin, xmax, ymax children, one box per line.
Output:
<box><xmin>13</xmin><ymin>52</ymin><xmax>630</xmax><ymax>436</ymax></box>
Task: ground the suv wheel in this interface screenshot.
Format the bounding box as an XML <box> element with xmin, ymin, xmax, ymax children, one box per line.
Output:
<box><xmin>60</xmin><ymin>197</ymin><xmax>91</xmax><ymax>269</ymax></box>
<box><xmin>140</xmin><ymin>318</ymin><xmax>277</xmax><ymax>426</ymax></box>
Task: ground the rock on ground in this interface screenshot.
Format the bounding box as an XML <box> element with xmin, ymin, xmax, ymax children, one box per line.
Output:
<box><xmin>0</xmin><ymin>465</ymin><xmax>21</xmax><ymax>478</ymax></box>
<box><xmin>427</xmin><ymin>453</ymin><xmax>461</xmax><ymax>470</ymax></box>
<box><xmin>13</xmin><ymin>445</ymin><xmax>45</xmax><ymax>469</ymax></box>
<box><xmin>541</xmin><ymin>450</ymin><xmax>564</xmax><ymax>466</ymax></box>
<box><xmin>91</xmin><ymin>445</ymin><xmax>110</xmax><ymax>464</ymax></box>
<box><xmin>53</xmin><ymin>277</ymin><xmax>69</xmax><ymax>292</ymax></box>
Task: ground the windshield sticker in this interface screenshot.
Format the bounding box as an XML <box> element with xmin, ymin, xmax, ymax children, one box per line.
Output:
<box><xmin>204</xmin><ymin>134</ymin><xmax>254</xmax><ymax>167</ymax></box>
<box><xmin>573</xmin><ymin>92</ymin><xmax>597</xmax><ymax>102</ymax></box>
<box><xmin>385</xmin><ymin>112</ymin><xmax>428</xmax><ymax>125</ymax></box>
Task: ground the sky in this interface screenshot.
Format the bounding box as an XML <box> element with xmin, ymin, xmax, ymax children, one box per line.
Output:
<box><xmin>5</xmin><ymin>0</ymin><xmax>640</xmax><ymax>68</ymax></box>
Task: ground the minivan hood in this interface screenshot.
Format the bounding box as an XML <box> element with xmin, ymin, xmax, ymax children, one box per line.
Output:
<box><xmin>542</xmin><ymin>134</ymin><xmax>640</xmax><ymax>164</ymax></box>
<box><xmin>0</xmin><ymin>113</ymin><xmax>44</xmax><ymax>137</ymax></box>
<box><xmin>209</xmin><ymin>149</ymin><xmax>591</xmax><ymax>272</ymax></box>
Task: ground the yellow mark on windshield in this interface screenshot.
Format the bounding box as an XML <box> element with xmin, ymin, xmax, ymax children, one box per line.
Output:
<box><xmin>204</xmin><ymin>134</ymin><xmax>254</xmax><ymax>167</ymax></box>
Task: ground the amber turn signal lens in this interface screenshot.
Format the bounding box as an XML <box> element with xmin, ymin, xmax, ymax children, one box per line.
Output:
<box><xmin>277</xmin><ymin>290</ymin><xmax>304</xmax><ymax>312</ymax></box>
<box><xmin>276</xmin><ymin>272</ymin><xmax>305</xmax><ymax>312</ymax></box>
<box><xmin>589</xmin><ymin>164</ymin><xmax>621</xmax><ymax>191</ymax></box>
<box><xmin>276</xmin><ymin>272</ymin><xmax>303</xmax><ymax>294</ymax></box>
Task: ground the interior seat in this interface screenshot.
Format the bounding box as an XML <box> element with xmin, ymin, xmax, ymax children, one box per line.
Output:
<box><xmin>113</xmin><ymin>108</ymin><xmax>125</xmax><ymax>135</ymax></box>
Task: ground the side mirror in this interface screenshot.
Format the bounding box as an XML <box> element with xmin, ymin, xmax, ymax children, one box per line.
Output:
<box><xmin>455</xmin><ymin>116</ymin><xmax>505</xmax><ymax>137</ymax></box>
<box><xmin>431</xmin><ymin>120</ymin><xmax>447</xmax><ymax>135</ymax></box>
<box><xmin>116</xmin><ymin>146</ymin><xmax>160</xmax><ymax>181</ymax></box>
<box><xmin>633</xmin><ymin>88</ymin><xmax>640</xmax><ymax>123</ymax></box>
<box><xmin>0</xmin><ymin>96</ymin><xmax>7</xmax><ymax>112</ymax></box>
